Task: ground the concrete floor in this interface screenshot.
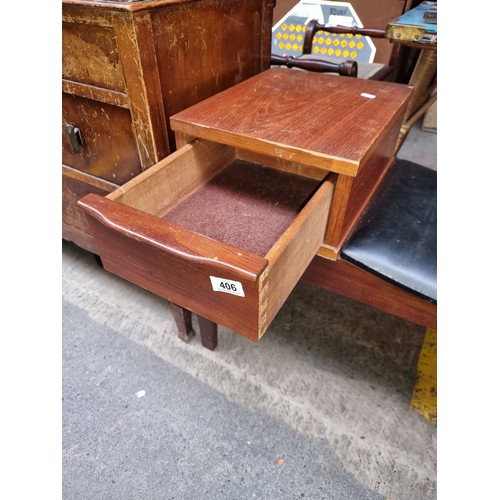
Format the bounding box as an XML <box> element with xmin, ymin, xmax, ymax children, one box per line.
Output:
<box><xmin>62</xmin><ymin>121</ymin><xmax>437</xmax><ymax>500</ymax></box>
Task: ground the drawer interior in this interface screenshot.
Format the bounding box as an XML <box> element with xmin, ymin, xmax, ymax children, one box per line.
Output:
<box><xmin>108</xmin><ymin>139</ymin><xmax>329</xmax><ymax>257</ymax></box>
<box><xmin>80</xmin><ymin>139</ymin><xmax>334</xmax><ymax>340</ymax></box>
<box><xmin>163</xmin><ymin>160</ymin><xmax>322</xmax><ymax>257</ymax></box>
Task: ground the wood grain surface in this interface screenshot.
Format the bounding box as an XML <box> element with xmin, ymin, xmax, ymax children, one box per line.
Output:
<box><xmin>170</xmin><ymin>68</ymin><xmax>413</xmax><ymax>176</ymax></box>
<box><xmin>151</xmin><ymin>0</ymin><xmax>273</xmax><ymax>149</ymax></box>
<box><xmin>108</xmin><ymin>140</ymin><xmax>235</xmax><ymax>217</ymax></box>
<box><xmin>62</xmin><ymin>0</ymin><xmax>274</xmax><ymax>253</ymax></box>
<box><xmin>302</xmin><ymin>256</ymin><xmax>437</xmax><ymax>330</ymax></box>
<box><xmin>62</xmin><ymin>94</ymin><xmax>143</xmax><ymax>183</ymax></box>
<box><xmin>62</xmin><ymin>21</ymin><xmax>125</xmax><ymax>91</ymax></box>
<box><xmin>63</xmin><ymin>166</ymin><xmax>118</xmax><ymax>253</ymax></box>
<box><xmin>79</xmin><ymin>193</ymin><xmax>265</xmax><ymax>338</ymax></box>
<box><xmin>78</xmin><ymin>160</ymin><xmax>333</xmax><ymax>341</ymax></box>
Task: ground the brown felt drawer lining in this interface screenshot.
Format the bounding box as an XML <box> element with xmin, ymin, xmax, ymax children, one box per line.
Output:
<box><xmin>163</xmin><ymin>160</ymin><xmax>321</xmax><ymax>256</ymax></box>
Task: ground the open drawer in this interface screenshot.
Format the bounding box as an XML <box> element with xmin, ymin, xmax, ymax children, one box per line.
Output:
<box><xmin>78</xmin><ymin>139</ymin><xmax>335</xmax><ymax>341</ymax></box>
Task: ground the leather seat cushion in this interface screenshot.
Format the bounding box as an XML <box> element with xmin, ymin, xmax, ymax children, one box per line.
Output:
<box><xmin>341</xmin><ymin>158</ymin><xmax>437</xmax><ymax>303</ymax></box>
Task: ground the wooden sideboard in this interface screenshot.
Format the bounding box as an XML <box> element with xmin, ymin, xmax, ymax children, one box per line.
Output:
<box><xmin>62</xmin><ymin>0</ymin><xmax>275</xmax><ymax>253</ymax></box>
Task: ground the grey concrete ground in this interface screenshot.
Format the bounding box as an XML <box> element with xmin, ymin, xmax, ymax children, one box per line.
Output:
<box><xmin>62</xmin><ymin>121</ymin><xmax>437</xmax><ymax>500</ymax></box>
<box><xmin>63</xmin><ymin>296</ymin><xmax>385</xmax><ymax>500</ymax></box>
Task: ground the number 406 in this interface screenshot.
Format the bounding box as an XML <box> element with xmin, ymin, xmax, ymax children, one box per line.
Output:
<box><xmin>220</xmin><ymin>281</ymin><xmax>237</xmax><ymax>292</ymax></box>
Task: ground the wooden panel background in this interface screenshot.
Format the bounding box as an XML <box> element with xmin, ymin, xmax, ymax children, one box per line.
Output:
<box><xmin>151</xmin><ymin>0</ymin><xmax>274</xmax><ymax>148</ymax></box>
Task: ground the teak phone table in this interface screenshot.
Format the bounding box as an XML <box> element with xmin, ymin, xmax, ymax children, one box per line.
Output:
<box><xmin>79</xmin><ymin>68</ymin><xmax>413</xmax><ymax>345</ymax></box>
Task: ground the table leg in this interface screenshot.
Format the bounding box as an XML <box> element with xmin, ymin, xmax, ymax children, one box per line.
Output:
<box><xmin>395</xmin><ymin>48</ymin><xmax>437</xmax><ymax>152</ymax></box>
<box><xmin>169</xmin><ymin>303</ymin><xmax>195</xmax><ymax>342</ymax></box>
<box><xmin>405</xmin><ymin>48</ymin><xmax>437</xmax><ymax>120</ymax></box>
<box><xmin>198</xmin><ymin>316</ymin><xmax>218</xmax><ymax>350</ymax></box>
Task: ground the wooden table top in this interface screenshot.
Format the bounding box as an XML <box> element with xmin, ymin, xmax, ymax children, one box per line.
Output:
<box><xmin>170</xmin><ymin>68</ymin><xmax>413</xmax><ymax>176</ymax></box>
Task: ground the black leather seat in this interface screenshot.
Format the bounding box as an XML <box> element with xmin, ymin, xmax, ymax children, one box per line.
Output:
<box><xmin>341</xmin><ymin>158</ymin><xmax>437</xmax><ymax>303</ymax></box>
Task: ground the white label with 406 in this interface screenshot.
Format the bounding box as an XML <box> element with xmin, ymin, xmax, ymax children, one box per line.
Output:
<box><xmin>209</xmin><ymin>276</ymin><xmax>245</xmax><ymax>297</ymax></box>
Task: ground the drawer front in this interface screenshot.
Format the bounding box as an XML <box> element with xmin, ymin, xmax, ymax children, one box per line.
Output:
<box><xmin>62</xmin><ymin>93</ymin><xmax>142</xmax><ymax>184</ymax></box>
<box><xmin>77</xmin><ymin>140</ymin><xmax>334</xmax><ymax>341</ymax></box>
<box><xmin>62</xmin><ymin>21</ymin><xmax>126</xmax><ymax>92</ymax></box>
<box><xmin>62</xmin><ymin>166</ymin><xmax>118</xmax><ymax>254</ymax></box>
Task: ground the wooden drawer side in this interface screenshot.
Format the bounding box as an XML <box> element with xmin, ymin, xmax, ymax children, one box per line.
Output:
<box><xmin>258</xmin><ymin>175</ymin><xmax>335</xmax><ymax>337</ymax></box>
<box><xmin>78</xmin><ymin>193</ymin><xmax>268</xmax><ymax>339</ymax></box>
<box><xmin>108</xmin><ymin>139</ymin><xmax>236</xmax><ymax>217</ymax></box>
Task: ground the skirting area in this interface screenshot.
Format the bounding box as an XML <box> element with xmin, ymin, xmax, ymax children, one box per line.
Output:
<box><xmin>63</xmin><ymin>237</ymin><xmax>436</xmax><ymax>499</ymax></box>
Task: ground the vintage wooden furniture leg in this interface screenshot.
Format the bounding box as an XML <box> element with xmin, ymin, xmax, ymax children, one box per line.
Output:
<box><xmin>270</xmin><ymin>53</ymin><xmax>358</xmax><ymax>77</ymax></box>
<box><xmin>384</xmin><ymin>1</ymin><xmax>438</xmax><ymax>151</ymax></box>
<box><xmin>198</xmin><ymin>316</ymin><xmax>218</xmax><ymax>351</ymax></box>
<box><xmin>169</xmin><ymin>303</ymin><xmax>195</xmax><ymax>343</ymax></box>
<box><xmin>301</xmin><ymin>20</ymin><xmax>394</xmax><ymax>81</ymax></box>
<box><xmin>395</xmin><ymin>48</ymin><xmax>437</xmax><ymax>151</ymax></box>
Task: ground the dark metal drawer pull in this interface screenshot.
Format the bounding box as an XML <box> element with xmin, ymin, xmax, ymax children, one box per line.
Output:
<box><xmin>65</xmin><ymin>124</ymin><xmax>83</xmax><ymax>154</ymax></box>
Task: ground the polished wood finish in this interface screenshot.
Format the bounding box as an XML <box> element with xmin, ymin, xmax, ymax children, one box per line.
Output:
<box><xmin>62</xmin><ymin>0</ymin><xmax>274</xmax><ymax>254</ymax></box>
<box><xmin>198</xmin><ymin>316</ymin><xmax>218</xmax><ymax>351</ymax></box>
<box><xmin>170</xmin><ymin>69</ymin><xmax>412</xmax><ymax>177</ymax></box>
<box><xmin>78</xmin><ymin>140</ymin><xmax>334</xmax><ymax>341</ymax></box>
<box><xmin>302</xmin><ymin>256</ymin><xmax>437</xmax><ymax>330</ymax></box>
<box><xmin>270</xmin><ymin>54</ymin><xmax>358</xmax><ymax>77</ymax></box>
<box><xmin>321</xmin><ymin>105</ymin><xmax>406</xmax><ymax>256</ymax></box>
<box><xmin>165</xmin><ymin>69</ymin><xmax>418</xmax><ymax>343</ymax></box>
<box><xmin>171</xmin><ymin>68</ymin><xmax>412</xmax><ymax>258</ymax></box>
<box><xmin>170</xmin><ymin>303</ymin><xmax>195</xmax><ymax>342</ymax></box>
<box><xmin>302</xmin><ymin>20</ymin><xmax>386</xmax><ymax>56</ymax></box>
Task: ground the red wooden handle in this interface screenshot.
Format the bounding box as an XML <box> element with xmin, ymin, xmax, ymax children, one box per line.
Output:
<box><xmin>271</xmin><ymin>54</ymin><xmax>358</xmax><ymax>77</ymax></box>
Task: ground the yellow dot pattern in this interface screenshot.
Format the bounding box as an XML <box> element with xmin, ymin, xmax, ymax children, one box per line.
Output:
<box><xmin>272</xmin><ymin>23</ymin><xmax>373</xmax><ymax>62</ymax></box>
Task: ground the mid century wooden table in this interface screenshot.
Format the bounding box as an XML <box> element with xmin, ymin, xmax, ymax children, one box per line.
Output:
<box><xmin>79</xmin><ymin>68</ymin><xmax>413</xmax><ymax>345</ymax></box>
